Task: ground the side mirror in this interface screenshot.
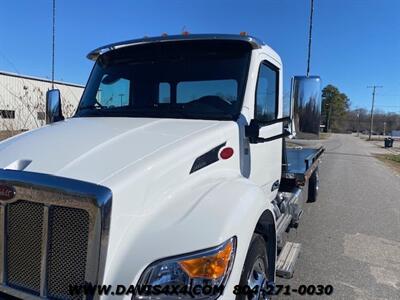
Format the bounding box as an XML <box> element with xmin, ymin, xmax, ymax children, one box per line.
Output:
<box><xmin>46</xmin><ymin>89</ymin><xmax>64</xmax><ymax>124</ymax></box>
<box><xmin>290</xmin><ymin>76</ymin><xmax>321</xmax><ymax>139</ymax></box>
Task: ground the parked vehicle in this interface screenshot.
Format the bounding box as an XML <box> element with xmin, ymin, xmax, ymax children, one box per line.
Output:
<box><xmin>0</xmin><ymin>34</ymin><xmax>323</xmax><ymax>300</ymax></box>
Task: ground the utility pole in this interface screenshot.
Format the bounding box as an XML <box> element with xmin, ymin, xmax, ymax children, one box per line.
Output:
<box><xmin>367</xmin><ymin>85</ymin><xmax>383</xmax><ymax>140</ymax></box>
<box><xmin>327</xmin><ymin>100</ymin><xmax>332</xmax><ymax>132</ymax></box>
<box><xmin>306</xmin><ymin>0</ymin><xmax>314</xmax><ymax>77</ymax></box>
<box><xmin>383</xmin><ymin>121</ymin><xmax>386</xmax><ymax>136</ymax></box>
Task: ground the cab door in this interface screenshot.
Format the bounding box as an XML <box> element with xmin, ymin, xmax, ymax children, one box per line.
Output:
<box><xmin>248</xmin><ymin>60</ymin><xmax>283</xmax><ymax>197</ymax></box>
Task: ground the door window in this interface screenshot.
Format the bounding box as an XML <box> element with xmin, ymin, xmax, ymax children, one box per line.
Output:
<box><xmin>255</xmin><ymin>62</ymin><xmax>278</xmax><ymax>121</ymax></box>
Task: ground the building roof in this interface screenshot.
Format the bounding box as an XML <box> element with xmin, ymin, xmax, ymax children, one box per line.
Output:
<box><xmin>87</xmin><ymin>33</ymin><xmax>265</xmax><ymax>60</ymax></box>
<box><xmin>0</xmin><ymin>70</ymin><xmax>85</xmax><ymax>88</ymax></box>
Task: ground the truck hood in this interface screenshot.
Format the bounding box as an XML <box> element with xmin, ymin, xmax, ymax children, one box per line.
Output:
<box><xmin>0</xmin><ymin>117</ymin><xmax>242</xmax><ymax>286</ymax></box>
<box><xmin>0</xmin><ymin>117</ymin><xmax>220</xmax><ymax>183</ymax></box>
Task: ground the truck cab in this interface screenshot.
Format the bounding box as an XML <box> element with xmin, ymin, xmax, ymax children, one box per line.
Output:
<box><xmin>0</xmin><ymin>34</ymin><xmax>323</xmax><ymax>299</ymax></box>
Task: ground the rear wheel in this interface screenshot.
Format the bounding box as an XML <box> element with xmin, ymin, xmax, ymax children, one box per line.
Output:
<box><xmin>236</xmin><ymin>234</ymin><xmax>271</xmax><ymax>300</ymax></box>
<box><xmin>307</xmin><ymin>167</ymin><xmax>319</xmax><ymax>203</ymax></box>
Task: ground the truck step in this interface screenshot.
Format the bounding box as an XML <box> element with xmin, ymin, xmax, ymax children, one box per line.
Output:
<box><xmin>276</xmin><ymin>214</ymin><xmax>292</xmax><ymax>239</ymax></box>
<box><xmin>276</xmin><ymin>242</ymin><xmax>301</xmax><ymax>279</ymax></box>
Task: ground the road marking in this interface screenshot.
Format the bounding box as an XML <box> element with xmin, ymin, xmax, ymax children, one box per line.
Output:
<box><xmin>370</xmin><ymin>266</ymin><xmax>399</xmax><ymax>290</ymax></box>
<box><xmin>337</xmin><ymin>281</ymin><xmax>387</xmax><ymax>300</ymax></box>
<box><xmin>343</xmin><ymin>233</ymin><xmax>400</xmax><ymax>290</ymax></box>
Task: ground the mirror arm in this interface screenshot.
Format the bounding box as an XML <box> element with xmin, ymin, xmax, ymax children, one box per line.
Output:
<box><xmin>257</xmin><ymin>116</ymin><xmax>291</xmax><ymax>127</ymax></box>
<box><xmin>245</xmin><ymin>118</ymin><xmax>291</xmax><ymax>144</ymax></box>
<box><xmin>247</xmin><ymin>130</ymin><xmax>290</xmax><ymax>144</ymax></box>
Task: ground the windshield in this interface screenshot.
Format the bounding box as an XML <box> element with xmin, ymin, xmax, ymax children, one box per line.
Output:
<box><xmin>76</xmin><ymin>40</ymin><xmax>251</xmax><ymax>120</ymax></box>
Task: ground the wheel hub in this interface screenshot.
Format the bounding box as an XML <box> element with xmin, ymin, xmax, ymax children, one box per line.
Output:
<box><xmin>247</xmin><ymin>257</ymin><xmax>269</xmax><ymax>300</ymax></box>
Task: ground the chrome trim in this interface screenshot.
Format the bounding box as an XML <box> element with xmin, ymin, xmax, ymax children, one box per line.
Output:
<box><xmin>87</xmin><ymin>34</ymin><xmax>264</xmax><ymax>60</ymax></box>
<box><xmin>0</xmin><ymin>285</ymin><xmax>43</xmax><ymax>300</ymax></box>
<box><xmin>0</xmin><ymin>169</ymin><xmax>112</xmax><ymax>299</ymax></box>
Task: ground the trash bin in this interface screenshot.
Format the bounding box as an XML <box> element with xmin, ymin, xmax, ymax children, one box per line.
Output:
<box><xmin>384</xmin><ymin>138</ymin><xmax>390</xmax><ymax>148</ymax></box>
<box><xmin>384</xmin><ymin>138</ymin><xmax>394</xmax><ymax>148</ymax></box>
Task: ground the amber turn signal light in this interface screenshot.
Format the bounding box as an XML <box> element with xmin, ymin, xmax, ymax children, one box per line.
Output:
<box><xmin>178</xmin><ymin>240</ymin><xmax>234</xmax><ymax>279</ymax></box>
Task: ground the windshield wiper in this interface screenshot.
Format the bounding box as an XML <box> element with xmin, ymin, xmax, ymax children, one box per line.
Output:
<box><xmin>79</xmin><ymin>104</ymin><xmax>97</xmax><ymax>110</ymax></box>
<box><xmin>79</xmin><ymin>101</ymin><xmax>104</xmax><ymax>111</ymax></box>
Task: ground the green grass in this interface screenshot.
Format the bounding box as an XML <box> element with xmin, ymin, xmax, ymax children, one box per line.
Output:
<box><xmin>376</xmin><ymin>154</ymin><xmax>400</xmax><ymax>174</ymax></box>
<box><xmin>382</xmin><ymin>154</ymin><xmax>400</xmax><ymax>163</ymax></box>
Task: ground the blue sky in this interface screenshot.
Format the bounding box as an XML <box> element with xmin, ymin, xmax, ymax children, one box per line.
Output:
<box><xmin>1</xmin><ymin>0</ymin><xmax>399</xmax><ymax>112</ymax></box>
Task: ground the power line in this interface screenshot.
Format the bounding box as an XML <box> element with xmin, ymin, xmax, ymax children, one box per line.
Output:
<box><xmin>375</xmin><ymin>105</ymin><xmax>400</xmax><ymax>108</ymax></box>
<box><xmin>367</xmin><ymin>85</ymin><xmax>383</xmax><ymax>140</ymax></box>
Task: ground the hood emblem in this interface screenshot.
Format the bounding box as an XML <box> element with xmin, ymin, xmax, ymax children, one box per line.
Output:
<box><xmin>0</xmin><ymin>185</ymin><xmax>16</xmax><ymax>201</ymax></box>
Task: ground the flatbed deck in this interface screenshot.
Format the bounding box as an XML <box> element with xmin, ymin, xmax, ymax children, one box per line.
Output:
<box><xmin>286</xmin><ymin>148</ymin><xmax>318</xmax><ymax>174</ymax></box>
<box><xmin>282</xmin><ymin>146</ymin><xmax>324</xmax><ymax>185</ymax></box>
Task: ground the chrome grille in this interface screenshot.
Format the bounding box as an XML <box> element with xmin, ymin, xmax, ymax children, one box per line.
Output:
<box><xmin>47</xmin><ymin>206</ymin><xmax>89</xmax><ymax>299</ymax></box>
<box><xmin>2</xmin><ymin>201</ymin><xmax>90</xmax><ymax>299</ymax></box>
<box><xmin>0</xmin><ymin>170</ymin><xmax>112</xmax><ymax>300</ymax></box>
<box><xmin>6</xmin><ymin>201</ymin><xmax>44</xmax><ymax>294</ymax></box>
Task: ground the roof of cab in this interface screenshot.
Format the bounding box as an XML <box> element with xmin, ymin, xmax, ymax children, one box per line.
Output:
<box><xmin>87</xmin><ymin>33</ymin><xmax>265</xmax><ymax>60</ymax></box>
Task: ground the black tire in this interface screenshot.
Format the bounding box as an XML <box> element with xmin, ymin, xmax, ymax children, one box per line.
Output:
<box><xmin>236</xmin><ymin>234</ymin><xmax>271</xmax><ymax>300</ymax></box>
<box><xmin>307</xmin><ymin>167</ymin><xmax>319</xmax><ymax>203</ymax></box>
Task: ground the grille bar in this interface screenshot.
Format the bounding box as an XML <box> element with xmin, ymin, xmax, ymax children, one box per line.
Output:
<box><xmin>40</xmin><ymin>206</ymin><xmax>50</xmax><ymax>298</ymax></box>
<box><xmin>0</xmin><ymin>204</ymin><xmax>5</xmax><ymax>284</ymax></box>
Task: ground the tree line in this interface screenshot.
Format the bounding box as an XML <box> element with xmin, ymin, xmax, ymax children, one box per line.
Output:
<box><xmin>321</xmin><ymin>85</ymin><xmax>400</xmax><ymax>134</ymax></box>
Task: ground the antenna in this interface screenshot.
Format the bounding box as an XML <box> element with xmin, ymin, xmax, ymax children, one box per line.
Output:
<box><xmin>51</xmin><ymin>0</ymin><xmax>56</xmax><ymax>89</ymax></box>
<box><xmin>306</xmin><ymin>0</ymin><xmax>314</xmax><ymax>77</ymax></box>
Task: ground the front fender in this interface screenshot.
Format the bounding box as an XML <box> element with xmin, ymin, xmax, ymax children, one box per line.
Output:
<box><xmin>103</xmin><ymin>175</ymin><xmax>276</xmax><ymax>299</ymax></box>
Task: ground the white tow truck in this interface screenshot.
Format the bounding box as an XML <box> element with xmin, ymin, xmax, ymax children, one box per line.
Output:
<box><xmin>0</xmin><ymin>34</ymin><xmax>323</xmax><ymax>300</ymax></box>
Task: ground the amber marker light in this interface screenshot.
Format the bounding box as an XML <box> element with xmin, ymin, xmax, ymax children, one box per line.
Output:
<box><xmin>178</xmin><ymin>239</ymin><xmax>234</xmax><ymax>279</ymax></box>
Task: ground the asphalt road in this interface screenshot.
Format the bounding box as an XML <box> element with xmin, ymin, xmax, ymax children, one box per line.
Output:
<box><xmin>277</xmin><ymin>134</ymin><xmax>400</xmax><ymax>299</ymax></box>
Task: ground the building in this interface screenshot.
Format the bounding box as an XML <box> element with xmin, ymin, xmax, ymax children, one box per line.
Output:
<box><xmin>391</xmin><ymin>130</ymin><xmax>400</xmax><ymax>138</ymax></box>
<box><xmin>0</xmin><ymin>71</ymin><xmax>84</xmax><ymax>131</ymax></box>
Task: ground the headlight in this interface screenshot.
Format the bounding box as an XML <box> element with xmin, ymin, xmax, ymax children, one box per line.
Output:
<box><xmin>134</xmin><ymin>237</ymin><xmax>236</xmax><ymax>299</ymax></box>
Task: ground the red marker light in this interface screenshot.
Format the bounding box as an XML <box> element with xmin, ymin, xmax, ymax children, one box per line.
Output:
<box><xmin>219</xmin><ymin>147</ymin><xmax>234</xmax><ymax>160</ymax></box>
